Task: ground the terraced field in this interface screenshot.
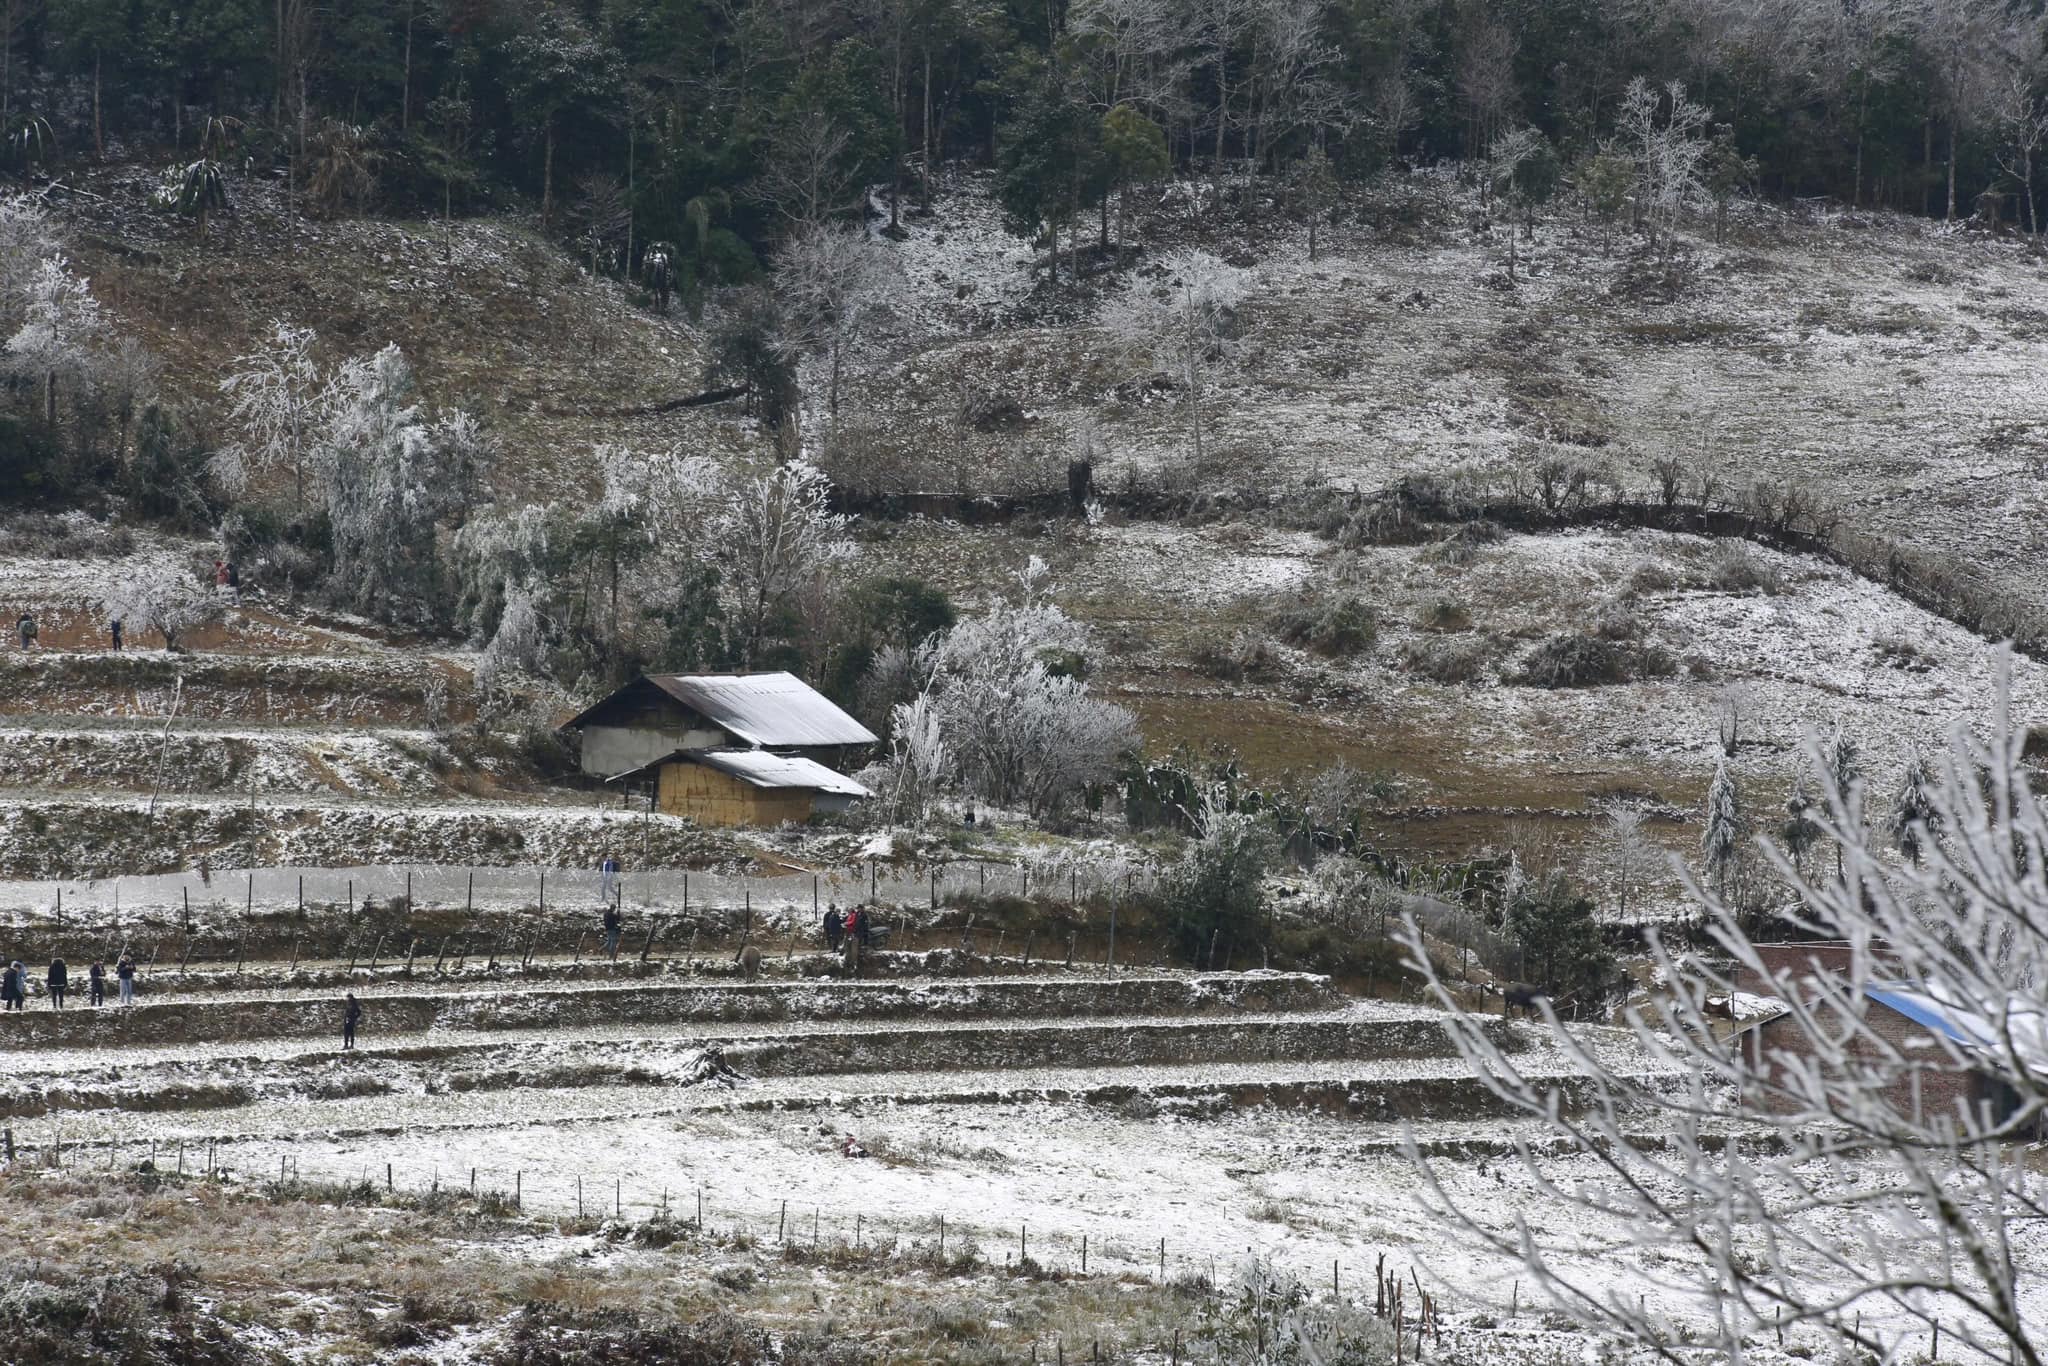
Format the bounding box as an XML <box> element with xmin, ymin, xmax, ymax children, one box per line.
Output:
<box><xmin>0</xmin><ymin>952</ymin><xmax>1637</xmax><ymax>1290</ymax></box>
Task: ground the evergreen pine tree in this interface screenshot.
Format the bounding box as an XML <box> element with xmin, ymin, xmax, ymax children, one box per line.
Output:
<box><xmin>1702</xmin><ymin>758</ymin><xmax>1741</xmax><ymax>896</ymax></box>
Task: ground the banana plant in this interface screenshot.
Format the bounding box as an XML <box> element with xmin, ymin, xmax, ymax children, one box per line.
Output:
<box><xmin>3</xmin><ymin>114</ymin><xmax>53</xmax><ymax>180</ymax></box>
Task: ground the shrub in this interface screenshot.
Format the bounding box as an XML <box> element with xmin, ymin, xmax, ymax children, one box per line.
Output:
<box><xmin>1422</xmin><ymin>519</ymin><xmax>1505</xmax><ymax>565</ymax></box>
<box><xmin>1502</xmin><ymin>871</ymin><xmax>1618</xmax><ymax>1013</ymax></box>
<box><xmin>1628</xmin><ymin>558</ymin><xmax>1679</xmax><ymax>594</ymax></box>
<box><xmin>1418</xmin><ymin>597</ymin><xmax>1471</xmax><ymax>631</ymax></box>
<box><xmin>1517</xmin><ymin>633</ymin><xmax>1629</xmax><ymax>687</ymax></box>
<box><xmin>1401</xmin><ymin>637</ymin><xmax>1492</xmax><ymax>684</ymax></box>
<box><xmin>494</xmin><ymin>1306</ymin><xmax>770</xmax><ymax>1365</ymax></box>
<box><xmin>1590</xmin><ymin>598</ymin><xmax>1642</xmax><ymax>641</ymax></box>
<box><xmin>780</xmin><ymin>1333</ymin><xmax>880</xmax><ymax>1366</ymax></box>
<box><xmin>1191</xmin><ymin>628</ymin><xmax>1274</xmax><ymax>682</ymax></box>
<box><xmin>1706</xmin><ymin>542</ymin><xmax>1782</xmax><ymax>594</ymax></box>
<box><xmin>1274</xmin><ymin>594</ymin><xmax>1377</xmax><ymax>657</ymax></box>
<box><xmin>1169</xmin><ymin>792</ymin><xmax>1278</xmax><ymax>965</ymax></box>
<box><xmin>1609</xmin><ymin>242</ymin><xmax>1701</xmax><ymax>303</ymax></box>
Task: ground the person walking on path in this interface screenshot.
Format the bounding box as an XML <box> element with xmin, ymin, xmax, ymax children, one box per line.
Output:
<box><xmin>46</xmin><ymin>957</ymin><xmax>65</xmax><ymax>1009</ymax></box>
<box><xmin>109</xmin><ymin>616</ymin><xmax>122</xmax><ymax>650</ymax></box>
<box><xmin>342</xmin><ymin>993</ymin><xmax>361</xmax><ymax>1050</ymax></box>
<box><xmin>601</xmin><ymin>903</ymin><xmax>622</xmax><ymax>957</ymax></box>
<box><xmin>823</xmin><ymin>903</ymin><xmax>843</xmax><ymax>951</ymax></box>
<box><xmin>15</xmin><ymin>611</ymin><xmax>34</xmax><ymax>650</ymax></box>
<box><xmin>599</xmin><ymin>854</ymin><xmax>620</xmax><ymax>901</ymax></box>
<box><xmin>116</xmin><ymin>953</ymin><xmax>135</xmax><ymax>1006</ymax></box>
<box><xmin>1</xmin><ymin>961</ymin><xmax>19</xmax><ymax>1011</ymax></box>
<box><xmin>839</xmin><ymin>907</ymin><xmax>862</xmax><ymax>976</ymax></box>
<box><xmin>87</xmin><ymin>959</ymin><xmax>105</xmax><ymax>1006</ymax></box>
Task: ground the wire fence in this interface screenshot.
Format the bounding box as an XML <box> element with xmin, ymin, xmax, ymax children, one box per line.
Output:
<box><xmin>4</xmin><ymin>1119</ymin><xmax>1402</xmax><ymax>1304</ymax></box>
<box><xmin>0</xmin><ymin>856</ymin><xmax>1167</xmax><ymax>927</ymax></box>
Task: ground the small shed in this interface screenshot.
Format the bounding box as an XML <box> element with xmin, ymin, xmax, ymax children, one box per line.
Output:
<box><xmin>561</xmin><ymin>672</ymin><xmax>877</xmax><ymax>827</ymax></box>
<box><xmin>1734</xmin><ymin>945</ymin><xmax>2045</xmax><ymax>1127</ymax></box>
<box><xmin>656</xmin><ymin>750</ymin><xmax>872</xmax><ymax>827</ymax></box>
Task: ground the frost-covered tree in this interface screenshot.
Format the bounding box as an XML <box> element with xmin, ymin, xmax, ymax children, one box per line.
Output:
<box><xmin>476</xmin><ymin>582</ymin><xmax>547</xmax><ymax>696</ymax></box>
<box><xmin>773</xmin><ymin>220</ymin><xmax>897</xmax><ymax>447</ymax></box>
<box><xmin>1484</xmin><ymin>126</ymin><xmax>1557</xmax><ymax>280</ymax></box>
<box><xmin>1098</xmin><ymin>249</ymin><xmax>1244</xmax><ymax>468</ymax></box>
<box><xmin>924</xmin><ymin>557</ymin><xmax>1139</xmax><ymax>815</ymax></box>
<box><xmin>873</xmin><ymin>686</ymin><xmax>947</xmax><ymax>824</ymax></box>
<box><xmin>1290</xmin><ymin>142</ymin><xmax>1336</xmax><ymax>260</ymax></box>
<box><xmin>1888</xmin><ymin>750</ymin><xmax>1940</xmax><ymax>865</ymax></box>
<box><xmin>449</xmin><ymin>502</ymin><xmax>552</xmax><ymax>647</ymax></box>
<box><xmin>103</xmin><ymin>559</ymin><xmax>222</xmax><ymax>652</ymax></box>
<box><xmin>1403</xmin><ymin>665</ymin><xmax>2048</xmax><ymax>1364</ymax></box>
<box><xmin>1918</xmin><ymin>0</ymin><xmax>2017</xmax><ymax>222</ymax></box>
<box><xmin>216</xmin><ymin>320</ymin><xmax>322</xmax><ymax>508</ymax></box>
<box><xmin>432</xmin><ymin>407</ymin><xmax>494</xmax><ymax>520</ymax></box>
<box><xmin>6</xmin><ymin>255</ymin><xmax>106</xmax><ymax>428</ymax></box>
<box><xmin>316</xmin><ymin>344</ymin><xmax>452</xmax><ymax>626</ymax></box>
<box><xmin>1616</xmin><ymin>77</ymin><xmax>1712</xmax><ymax>245</ymax></box>
<box><xmin>1598</xmin><ymin>798</ymin><xmax>1658</xmax><ymax>921</ymax></box>
<box><xmin>569</xmin><ymin>443</ymin><xmax>719</xmax><ymax>674</ymax></box>
<box><xmin>1701</xmin><ymin>757</ymin><xmax>1740</xmax><ymax>896</ymax></box>
<box><xmin>0</xmin><ymin>192</ymin><xmax>56</xmax><ymax>327</ymax></box>
<box><xmin>714</xmin><ymin>460</ymin><xmax>850</xmax><ymax>667</ymax></box>
<box><xmin>1995</xmin><ymin>58</ymin><xmax>2048</xmax><ymax>236</ymax></box>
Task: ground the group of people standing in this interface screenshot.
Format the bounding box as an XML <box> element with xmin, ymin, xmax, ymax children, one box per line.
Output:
<box><xmin>1</xmin><ymin>955</ymin><xmax>134</xmax><ymax>1009</ymax></box>
<box><xmin>822</xmin><ymin>903</ymin><xmax>880</xmax><ymax>973</ymax></box>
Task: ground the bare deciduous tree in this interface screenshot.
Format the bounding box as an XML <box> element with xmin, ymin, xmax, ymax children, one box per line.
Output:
<box><xmin>1098</xmin><ymin>249</ymin><xmax>1245</xmax><ymax>469</ymax></box>
<box><xmin>1596</xmin><ymin>799</ymin><xmax>1658</xmax><ymax>921</ymax></box>
<box><xmin>1616</xmin><ymin>77</ymin><xmax>1712</xmax><ymax>245</ymax></box>
<box><xmin>714</xmin><ymin>460</ymin><xmax>851</xmax><ymax>667</ymax></box>
<box><xmin>1456</xmin><ymin>12</ymin><xmax>1517</xmax><ymax>159</ymax></box>
<box><xmin>774</xmin><ymin>221</ymin><xmax>899</xmax><ymax>450</ymax></box>
<box><xmin>1995</xmin><ymin>58</ymin><xmax>2048</xmax><ymax>236</ymax></box>
<box><xmin>216</xmin><ymin>319</ymin><xmax>322</xmax><ymax>509</ymax></box>
<box><xmin>750</xmin><ymin>111</ymin><xmax>858</xmax><ymax>226</ymax></box>
<box><xmin>1403</xmin><ymin>664</ymin><xmax>2048</xmax><ymax>1364</ymax></box>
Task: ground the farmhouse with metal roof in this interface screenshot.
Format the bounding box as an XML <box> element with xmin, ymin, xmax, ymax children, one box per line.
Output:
<box><xmin>562</xmin><ymin>673</ymin><xmax>878</xmax><ymax>827</ymax></box>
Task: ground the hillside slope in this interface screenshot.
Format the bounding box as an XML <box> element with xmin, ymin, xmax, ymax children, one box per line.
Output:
<box><xmin>24</xmin><ymin>165</ymin><xmax>2048</xmax><ymax>885</ymax></box>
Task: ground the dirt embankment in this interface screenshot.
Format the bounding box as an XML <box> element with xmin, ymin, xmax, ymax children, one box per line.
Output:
<box><xmin>0</xmin><ymin>970</ymin><xmax>1344</xmax><ymax>1049</ymax></box>
<box><xmin>0</xmin><ymin>649</ymin><xmax>472</xmax><ymax>725</ymax></box>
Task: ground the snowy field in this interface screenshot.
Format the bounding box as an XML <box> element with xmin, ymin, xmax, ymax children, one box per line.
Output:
<box><xmin>3</xmin><ymin>956</ymin><xmax>2018</xmax><ymax>1363</ymax></box>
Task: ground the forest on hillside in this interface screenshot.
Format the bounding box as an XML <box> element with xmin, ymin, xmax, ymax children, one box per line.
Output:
<box><xmin>3</xmin><ymin>0</ymin><xmax>2047</xmax><ymax>296</ymax></box>
<box><xmin>2</xmin><ymin>0</ymin><xmax>2046</xmax><ymax>825</ymax></box>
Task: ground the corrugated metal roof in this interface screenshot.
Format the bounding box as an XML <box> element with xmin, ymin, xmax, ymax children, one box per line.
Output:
<box><xmin>1865</xmin><ymin>981</ymin><xmax>2048</xmax><ymax>1077</ymax></box>
<box><xmin>692</xmin><ymin>750</ymin><xmax>872</xmax><ymax>798</ymax></box>
<box><xmin>648</xmin><ymin>672</ymin><xmax>878</xmax><ymax>748</ymax></box>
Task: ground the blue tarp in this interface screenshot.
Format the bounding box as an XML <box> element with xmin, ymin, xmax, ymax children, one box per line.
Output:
<box><xmin>1864</xmin><ymin>982</ymin><xmax>1977</xmax><ymax>1046</ymax></box>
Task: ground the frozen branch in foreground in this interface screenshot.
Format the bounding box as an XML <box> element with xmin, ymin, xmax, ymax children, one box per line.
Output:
<box><xmin>1404</xmin><ymin>652</ymin><xmax>2048</xmax><ymax>1364</ymax></box>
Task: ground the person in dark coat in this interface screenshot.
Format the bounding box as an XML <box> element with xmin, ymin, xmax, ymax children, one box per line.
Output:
<box><xmin>601</xmin><ymin>904</ymin><xmax>622</xmax><ymax>956</ymax></box>
<box><xmin>109</xmin><ymin>616</ymin><xmax>123</xmax><ymax>650</ymax></box>
<box><xmin>342</xmin><ymin>993</ymin><xmax>361</xmax><ymax>1050</ymax></box>
<box><xmin>823</xmin><ymin>904</ymin><xmax>843</xmax><ymax>951</ymax></box>
<box><xmin>46</xmin><ymin>957</ymin><xmax>66</xmax><ymax>1009</ymax></box>
<box><xmin>0</xmin><ymin>961</ymin><xmax>17</xmax><ymax>1011</ymax></box>
<box><xmin>115</xmin><ymin>953</ymin><xmax>135</xmax><ymax>1006</ymax></box>
<box><xmin>87</xmin><ymin>959</ymin><xmax>105</xmax><ymax>1006</ymax></box>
